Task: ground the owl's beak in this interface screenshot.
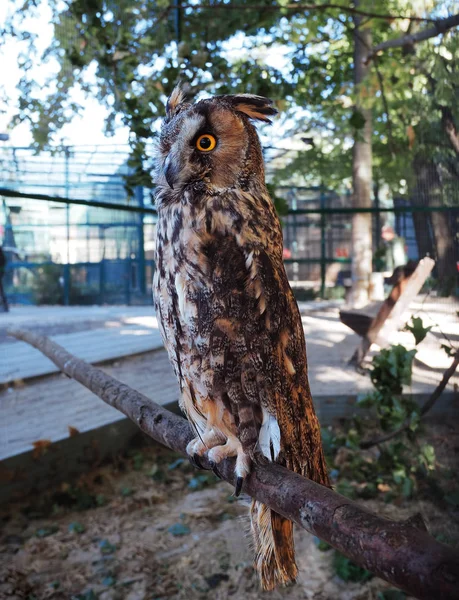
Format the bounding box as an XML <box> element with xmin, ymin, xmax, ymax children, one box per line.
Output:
<box><xmin>163</xmin><ymin>155</ymin><xmax>178</xmax><ymax>189</ymax></box>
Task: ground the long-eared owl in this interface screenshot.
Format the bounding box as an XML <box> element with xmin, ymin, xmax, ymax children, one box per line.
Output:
<box><xmin>153</xmin><ymin>86</ymin><xmax>330</xmax><ymax>590</ymax></box>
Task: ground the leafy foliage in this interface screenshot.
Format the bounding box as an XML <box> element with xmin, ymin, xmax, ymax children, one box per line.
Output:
<box><xmin>3</xmin><ymin>0</ymin><xmax>458</xmax><ymax>203</ymax></box>
<box><xmin>358</xmin><ymin>345</ymin><xmax>417</xmax><ymax>431</ymax></box>
<box><xmin>326</xmin><ymin>316</ymin><xmax>445</xmax><ymax>502</ymax></box>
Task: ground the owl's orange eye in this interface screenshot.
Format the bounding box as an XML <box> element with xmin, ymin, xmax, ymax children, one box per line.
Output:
<box><xmin>196</xmin><ymin>134</ymin><xmax>217</xmax><ymax>152</ymax></box>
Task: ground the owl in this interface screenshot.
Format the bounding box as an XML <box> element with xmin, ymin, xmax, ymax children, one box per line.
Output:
<box><xmin>153</xmin><ymin>86</ymin><xmax>330</xmax><ymax>590</ymax></box>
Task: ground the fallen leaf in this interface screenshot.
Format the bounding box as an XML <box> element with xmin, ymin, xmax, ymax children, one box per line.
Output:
<box><xmin>378</xmin><ymin>483</ymin><xmax>391</xmax><ymax>492</ymax></box>
<box><xmin>32</xmin><ymin>439</ymin><xmax>53</xmax><ymax>459</ymax></box>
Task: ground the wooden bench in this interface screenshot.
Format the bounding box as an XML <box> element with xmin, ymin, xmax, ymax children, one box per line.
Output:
<box><xmin>340</xmin><ymin>257</ymin><xmax>435</xmax><ymax>368</ymax></box>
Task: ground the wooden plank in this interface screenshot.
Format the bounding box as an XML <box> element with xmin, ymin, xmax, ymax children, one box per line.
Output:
<box><xmin>376</xmin><ymin>257</ymin><xmax>435</xmax><ymax>346</ymax></box>
<box><xmin>344</xmin><ymin>259</ymin><xmax>435</xmax><ymax>366</ymax></box>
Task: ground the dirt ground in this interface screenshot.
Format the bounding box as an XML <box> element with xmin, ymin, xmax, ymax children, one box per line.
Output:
<box><xmin>1</xmin><ymin>421</ymin><xmax>458</xmax><ymax>600</ymax></box>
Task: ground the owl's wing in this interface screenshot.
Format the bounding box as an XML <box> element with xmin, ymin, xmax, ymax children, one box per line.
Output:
<box><xmin>201</xmin><ymin>231</ymin><xmax>329</xmax><ymax>486</ymax></box>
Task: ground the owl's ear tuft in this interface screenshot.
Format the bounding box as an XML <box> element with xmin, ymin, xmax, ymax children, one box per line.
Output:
<box><xmin>166</xmin><ymin>85</ymin><xmax>186</xmax><ymax>119</ymax></box>
<box><xmin>227</xmin><ymin>94</ymin><xmax>278</xmax><ymax>123</ymax></box>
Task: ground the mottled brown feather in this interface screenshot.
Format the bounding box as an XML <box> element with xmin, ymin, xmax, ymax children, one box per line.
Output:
<box><xmin>154</xmin><ymin>89</ymin><xmax>330</xmax><ymax>591</ymax></box>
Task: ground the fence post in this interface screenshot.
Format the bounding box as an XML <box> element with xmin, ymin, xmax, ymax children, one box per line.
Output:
<box><xmin>125</xmin><ymin>256</ymin><xmax>131</xmax><ymax>305</ymax></box>
<box><xmin>134</xmin><ymin>185</ymin><xmax>146</xmax><ymax>295</ymax></box>
<box><xmin>320</xmin><ymin>184</ymin><xmax>326</xmax><ymax>299</ymax></box>
<box><xmin>63</xmin><ymin>146</ymin><xmax>70</xmax><ymax>306</ymax></box>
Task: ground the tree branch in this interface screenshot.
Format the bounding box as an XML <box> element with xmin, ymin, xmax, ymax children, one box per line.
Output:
<box><xmin>360</xmin><ymin>351</ymin><xmax>459</xmax><ymax>449</ymax></box>
<box><xmin>7</xmin><ymin>327</ymin><xmax>459</xmax><ymax>600</ymax></box>
<box><xmin>180</xmin><ymin>3</ymin><xmax>438</xmax><ymax>22</ymax></box>
<box><xmin>365</xmin><ymin>13</ymin><xmax>459</xmax><ymax>63</ymax></box>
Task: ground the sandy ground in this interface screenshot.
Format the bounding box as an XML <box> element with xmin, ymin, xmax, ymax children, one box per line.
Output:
<box><xmin>1</xmin><ymin>420</ymin><xmax>458</xmax><ymax>600</ymax></box>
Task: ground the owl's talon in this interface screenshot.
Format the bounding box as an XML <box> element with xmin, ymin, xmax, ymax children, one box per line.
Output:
<box><xmin>208</xmin><ymin>459</ymin><xmax>222</xmax><ymax>479</ymax></box>
<box><xmin>234</xmin><ymin>476</ymin><xmax>244</xmax><ymax>497</ymax></box>
<box><xmin>188</xmin><ymin>453</ymin><xmax>204</xmax><ymax>470</ymax></box>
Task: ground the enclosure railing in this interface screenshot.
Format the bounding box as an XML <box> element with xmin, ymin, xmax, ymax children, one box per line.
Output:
<box><xmin>1</xmin><ymin>187</ymin><xmax>458</xmax><ymax>306</ymax></box>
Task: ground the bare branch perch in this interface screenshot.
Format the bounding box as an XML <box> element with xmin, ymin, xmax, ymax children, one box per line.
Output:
<box><xmin>7</xmin><ymin>327</ymin><xmax>459</xmax><ymax>600</ymax></box>
<box><xmin>365</xmin><ymin>13</ymin><xmax>459</xmax><ymax>63</ymax></box>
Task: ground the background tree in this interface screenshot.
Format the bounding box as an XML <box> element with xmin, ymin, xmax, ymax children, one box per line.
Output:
<box><xmin>2</xmin><ymin>0</ymin><xmax>458</xmax><ymax>297</ymax></box>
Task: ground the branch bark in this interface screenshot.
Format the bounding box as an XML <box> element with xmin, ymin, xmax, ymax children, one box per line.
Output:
<box><xmin>360</xmin><ymin>351</ymin><xmax>459</xmax><ymax>449</ymax></box>
<box><xmin>7</xmin><ymin>327</ymin><xmax>459</xmax><ymax>600</ymax></box>
<box><xmin>365</xmin><ymin>13</ymin><xmax>459</xmax><ymax>63</ymax></box>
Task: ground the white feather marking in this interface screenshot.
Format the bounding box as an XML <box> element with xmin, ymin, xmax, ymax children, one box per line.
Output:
<box><xmin>259</xmin><ymin>407</ymin><xmax>281</xmax><ymax>461</ymax></box>
<box><xmin>245</xmin><ymin>250</ymin><xmax>254</xmax><ymax>270</ymax></box>
<box><xmin>174</xmin><ymin>273</ymin><xmax>186</xmax><ymax>318</ymax></box>
<box><xmin>174</xmin><ymin>273</ymin><xmax>197</xmax><ymax>323</ymax></box>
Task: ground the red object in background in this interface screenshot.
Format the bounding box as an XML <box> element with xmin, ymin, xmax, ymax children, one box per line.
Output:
<box><xmin>283</xmin><ymin>248</ymin><xmax>292</xmax><ymax>259</ymax></box>
<box><xmin>335</xmin><ymin>247</ymin><xmax>349</xmax><ymax>258</ymax></box>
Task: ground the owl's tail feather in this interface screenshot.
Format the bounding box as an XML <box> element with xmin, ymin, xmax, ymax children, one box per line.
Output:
<box><xmin>250</xmin><ymin>500</ymin><xmax>298</xmax><ymax>590</ymax></box>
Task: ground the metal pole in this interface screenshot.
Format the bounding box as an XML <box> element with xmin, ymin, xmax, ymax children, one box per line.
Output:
<box><xmin>64</xmin><ymin>147</ymin><xmax>70</xmax><ymax>306</ymax></box>
<box><xmin>374</xmin><ymin>181</ymin><xmax>381</xmax><ymax>254</ymax></box>
<box><xmin>135</xmin><ymin>185</ymin><xmax>146</xmax><ymax>296</ymax></box>
<box><xmin>320</xmin><ymin>184</ymin><xmax>326</xmax><ymax>299</ymax></box>
<box><xmin>100</xmin><ymin>226</ymin><xmax>105</xmax><ymax>305</ymax></box>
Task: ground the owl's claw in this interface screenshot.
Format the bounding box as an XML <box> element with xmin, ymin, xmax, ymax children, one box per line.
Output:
<box><xmin>234</xmin><ymin>476</ymin><xmax>244</xmax><ymax>497</ymax></box>
<box><xmin>209</xmin><ymin>459</ymin><xmax>222</xmax><ymax>480</ymax></box>
<box><xmin>188</xmin><ymin>453</ymin><xmax>204</xmax><ymax>470</ymax></box>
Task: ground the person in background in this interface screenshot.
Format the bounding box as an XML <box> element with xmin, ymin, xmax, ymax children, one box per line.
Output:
<box><xmin>381</xmin><ymin>225</ymin><xmax>407</xmax><ymax>273</ymax></box>
<box><xmin>0</xmin><ymin>245</ymin><xmax>9</xmax><ymax>312</ymax></box>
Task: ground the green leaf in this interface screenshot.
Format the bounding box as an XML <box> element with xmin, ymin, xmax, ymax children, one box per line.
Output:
<box><xmin>402</xmin><ymin>476</ymin><xmax>413</xmax><ymax>499</ymax></box>
<box><xmin>68</xmin><ymin>522</ymin><xmax>85</xmax><ymax>534</ymax></box>
<box><xmin>332</xmin><ymin>552</ymin><xmax>373</xmax><ymax>583</ymax></box>
<box><xmin>377</xmin><ymin>590</ymin><xmax>407</xmax><ymax>600</ymax></box>
<box><xmin>132</xmin><ymin>452</ymin><xmax>144</xmax><ymax>471</ymax></box>
<box><xmin>404</xmin><ymin>316</ymin><xmax>432</xmax><ymax>345</ymax></box>
<box><xmin>168</xmin><ymin>458</ymin><xmax>185</xmax><ymax>470</ymax></box>
<box><xmin>168</xmin><ymin>523</ymin><xmax>191</xmax><ymax>536</ymax></box>
<box><xmin>444</xmin><ymin>490</ymin><xmax>459</xmax><ymax>508</ymax></box>
<box><xmin>99</xmin><ymin>539</ymin><xmax>116</xmax><ymax>554</ymax></box>
<box><xmin>150</xmin><ymin>465</ymin><xmax>166</xmax><ymax>482</ymax></box>
<box><xmin>419</xmin><ymin>444</ymin><xmax>436</xmax><ymax>470</ymax></box>
<box><xmin>313</xmin><ymin>537</ymin><xmax>332</xmax><ymax>552</ymax></box>
<box><xmin>35</xmin><ymin>525</ymin><xmax>58</xmax><ymax>538</ymax></box>
<box><xmin>188</xmin><ymin>472</ymin><xmax>219</xmax><ymax>491</ymax></box>
<box><xmin>71</xmin><ymin>591</ymin><xmax>97</xmax><ymax>600</ymax></box>
<box><xmin>95</xmin><ymin>494</ymin><xmax>106</xmax><ymax>506</ymax></box>
<box><xmin>336</xmin><ymin>479</ymin><xmax>356</xmax><ymax>499</ymax></box>
<box><xmin>441</xmin><ymin>344</ymin><xmax>456</xmax><ymax>358</ymax></box>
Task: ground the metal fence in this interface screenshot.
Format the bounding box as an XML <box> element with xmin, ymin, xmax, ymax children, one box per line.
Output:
<box><xmin>1</xmin><ymin>186</ymin><xmax>458</xmax><ymax>306</ymax></box>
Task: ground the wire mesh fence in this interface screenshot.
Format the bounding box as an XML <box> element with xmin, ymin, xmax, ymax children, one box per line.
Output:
<box><xmin>0</xmin><ymin>145</ymin><xmax>457</xmax><ymax>307</ymax></box>
<box><xmin>1</xmin><ymin>188</ymin><xmax>457</xmax><ymax>308</ymax></box>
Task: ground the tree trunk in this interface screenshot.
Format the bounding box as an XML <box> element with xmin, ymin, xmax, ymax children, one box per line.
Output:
<box><xmin>350</xmin><ymin>6</ymin><xmax>373</xmax><ymax>307</ymax></box>
<box><xmin>412</xmin><ymin>155</ymin><xmax>456</xmax><ymax>286</ymax></box>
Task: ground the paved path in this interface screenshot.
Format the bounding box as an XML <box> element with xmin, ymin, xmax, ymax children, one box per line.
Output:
<box><xmin>1</xmin><ymin>300</ymin><xmax>458</xmax><ymax>461</ymax></box>
<box><xmin>0</xmin><ymin>350</ymin><xmax>179</xmax><ymax>460</ymax></box>
<box><xmin>1</xmin><ymin>320</ymin><xmax>163</xmax><ymax>384</ymax></box>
